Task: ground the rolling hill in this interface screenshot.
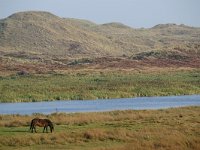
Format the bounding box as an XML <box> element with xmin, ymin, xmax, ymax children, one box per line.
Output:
<box><xmin>0</xmin><ymin>11</ymin><xmax>200</xmax><ymax>73</ymax></box>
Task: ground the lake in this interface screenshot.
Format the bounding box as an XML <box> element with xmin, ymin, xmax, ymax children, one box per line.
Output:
<box><xmin>0</xmin><ymin>95</ymin><xmax>200</xmax><ymax>115</ymax></box>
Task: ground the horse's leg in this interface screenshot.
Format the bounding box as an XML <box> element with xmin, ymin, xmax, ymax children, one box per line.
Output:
<box><xmin>30</xmin><ymin>121</ymin><xmax>34</xmax><ymax>133</ymax></box>
<box><xmin>34</xmin><ymin>126</ymin><xmax>37</xmax><ymax>133</ymax></box>
<box><xmin>30</xmin><ymin>124</ymin><xmax>34</xmax><ymax>133</ymax></box>
<box><xmin>30</xmin><ymin>120</ymin><xmax>33</xmax><ymax>132</ymax></box>
<box><xmin>31</xmin><ymin>126</ymin><xmax>33</xmax><ymax>133</ymax></box>
<box><xmin>43</xmin><ymin>126</ymin><xmax>45</xmax><ymax>133</ymax></box>
<box><xmin>30</xmin><ymin>125</ymin><xmax>32</xmax><ymax>132</ymax></box>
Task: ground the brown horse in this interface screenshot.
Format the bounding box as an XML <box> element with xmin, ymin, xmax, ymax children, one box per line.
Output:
<box><xmin>30</xmin><ymin>118</ymin><xmax>54</xmax><ymax>133</ymax></box>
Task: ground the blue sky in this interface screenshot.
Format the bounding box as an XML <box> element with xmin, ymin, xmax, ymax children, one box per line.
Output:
<box><xmin>0</xmin><ymin>0</ymin><xmax>200</xmax><ymax>28</ymax></box>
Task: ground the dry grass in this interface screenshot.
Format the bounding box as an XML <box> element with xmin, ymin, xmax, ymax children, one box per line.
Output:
<box><xmin>1</xmin><ymin>11</ymin><xmax>200</xmax><ymax>63</ymax></box>
<box><xmin>0</xmin><ymin>106</ymin><xmax>199</xmax><ymax>149</ymax></box>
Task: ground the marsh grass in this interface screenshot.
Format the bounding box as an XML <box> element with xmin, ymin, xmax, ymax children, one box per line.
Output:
<box><xmin>0</xmin><ymin>70</ymin><xmax>200</xmax><ymax>102</ymax></box>
<box><xmin>0</xmin><ymin>107</ymin><xmax>199</xmax><ymax>149</ymax></box>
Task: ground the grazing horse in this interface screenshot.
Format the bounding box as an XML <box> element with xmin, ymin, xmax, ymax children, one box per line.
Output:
<box><xmin>30</xmin><ymin>118</ymin><xmax>54</xmax><ymax>133</ymax></box>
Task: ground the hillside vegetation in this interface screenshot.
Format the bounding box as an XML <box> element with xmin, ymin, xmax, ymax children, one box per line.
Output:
<box><xmin>0</xmin><ymin>11</ymin><xmax>200</xmax><ymax>72</ymax></box>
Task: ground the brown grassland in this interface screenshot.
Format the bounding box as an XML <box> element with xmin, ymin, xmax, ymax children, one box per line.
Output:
<box><xmin>0</xmin><ymin>106</ymin><xmax>199</xmax><ymax>150</ymax></box>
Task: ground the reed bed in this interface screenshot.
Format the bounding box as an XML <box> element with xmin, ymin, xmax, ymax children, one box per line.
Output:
<box><xmin>0</xmin><ymin>70</ymin><xmax>200</xmax><ymax>103</ymax></box>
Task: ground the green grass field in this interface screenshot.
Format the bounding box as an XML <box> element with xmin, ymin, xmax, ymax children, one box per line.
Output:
<box><xmin>0</xmin><ymin>107</ymin><xmax>199</xmax><ymax>150</ymax></box>
<box><xmin>0</xmin><ymin>70</ymin><xmax>200</xmax><ymax>102</ymax></box>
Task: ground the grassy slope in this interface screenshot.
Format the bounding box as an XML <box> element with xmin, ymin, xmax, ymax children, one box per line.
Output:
<box><xmin>0</xmin><ymin>11</ymin><xmax>200</xmax><ymax>61</ymax></box>
<box><xmin>0</xmin><ymin>70</ymin><xmax>200</xmax><ymax>102</ymax></box>
<box><xmin>0</xmin><ymin>11</ymin><xmax>124</xmax><ymax>58</ymax></box>
<box><xmin>0</xmin><ymin>107</ymin><xmax>199</xmax><ymax>150</ymax></box>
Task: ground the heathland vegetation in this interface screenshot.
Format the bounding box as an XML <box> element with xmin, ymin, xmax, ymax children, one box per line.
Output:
<box><xmin>0</xmin><ymin>107</ymin><xmax>199</xmax><ymax>150</ymax></box>
<box><xmin>0</xmin><ymin>11</ymin><xmax>200</xmax><ymax>65</ymax></box>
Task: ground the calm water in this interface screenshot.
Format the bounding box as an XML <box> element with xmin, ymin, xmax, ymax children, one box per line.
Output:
<box><xmin>0</xmin><ymin>95</ymin><xmax>200</xmax><ymax>115</ymax></box>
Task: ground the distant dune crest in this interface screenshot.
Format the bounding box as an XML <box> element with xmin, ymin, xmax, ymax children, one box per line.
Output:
<box><xmin>0</xmin><ymin>11</ymin><xmax>200</xmax><ymax>60</ymax></box>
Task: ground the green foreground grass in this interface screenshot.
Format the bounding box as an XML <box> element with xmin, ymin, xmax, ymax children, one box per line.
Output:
<box><xmin>0</xmin><ymin>107</ymin><xmax>199</xmax><ymax>150</ymax></box>
<box><xmin>0</xmin><ymin>70</ymin><xmax>200</xmax><ymax>102</ymax></box>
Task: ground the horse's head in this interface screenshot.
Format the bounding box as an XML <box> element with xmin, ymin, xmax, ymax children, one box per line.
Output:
<box><xmin>49</xmin><ymin>122</ymin><xmax>54</xmax><ymax>133</ymax></box>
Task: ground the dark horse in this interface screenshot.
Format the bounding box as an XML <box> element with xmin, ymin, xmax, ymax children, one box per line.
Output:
<box><xmin>30</xmin><ymin>118</ymin><xmax>54</xmax><ymax>133</ymax></box>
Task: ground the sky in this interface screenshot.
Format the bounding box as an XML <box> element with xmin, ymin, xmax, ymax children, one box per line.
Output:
<box><xmin>0</xmin><ymin>0</ymin><xmax>200</xmax><ymax>28</ymax></box>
